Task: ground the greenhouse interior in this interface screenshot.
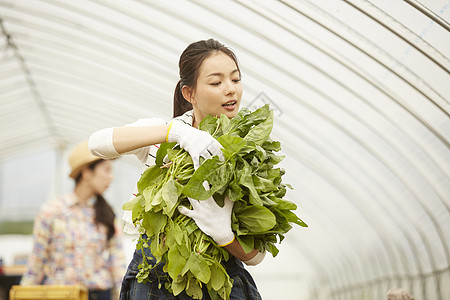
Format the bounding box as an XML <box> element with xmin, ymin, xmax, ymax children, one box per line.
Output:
<box><xmin>0</xmin><ymin>0</ymin><xmax>449</xmax><ymax>299</ymax></box>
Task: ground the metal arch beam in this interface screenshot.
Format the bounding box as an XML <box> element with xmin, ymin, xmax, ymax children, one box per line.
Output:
<box><xmin>40</xmin><ymin>0</ymin><xmax>180</xmax><ymax>68</ymax></box>
<box><xmin>287</xmin><ymin>234</ymin><xmax>358</xmax><ymax>300</ymax></box>
<box><xmin>267</xmin><ymin>159</ymin><xmax>371</xmax><ymax>289</ymax></box>
<box><xmin>14</xmin><ymin>42</ymin><xmax>172</xmax><ymax>108</ymax></box>
<box><xmin>280</xmin><ymin>130</ymin><xmax>401</xmax><ymax>285</ymax></box>
<box><xmin>229</xmin><ymin>0</ymin><xmax>450</xmax><ymax>151</ymax></box>
<box><xmin>271</xmin><ymin>0</ymin><xmax>450</xmax><ymax>202</ymax></box>
<box><xmin>271</xmin><ymin>85</ymin><xmax>445</xmax><ymax>298</ymax></box>
<box><xmin>0</xmin><ymin>11</ymin><xmax>174</xmax><ymax>115</ymax></box>
<box><xmin>272</xmin><ymin>142</ymin><xmax>385</xmax><ymax>290</ymax></box>
<box><xmin>0</xmin><ymin>16</ymin><xmax>64</xmax><ymax>147</ymax></box>
<box><xmin>343</xmin><ymin>0</ymin><xmax>450</xmax><ymax>74</ymax></box>
<box><xmin>292</xmin><ymin>2</ymin><xmax>450</xmax><ymax>297</ymax></box>
<box><xmin>287</xmin><ymin>182</ymin><xmax>374</xmax><ymax>289</ymax></box>
<box><xmin>402</xmin><ymin>0</ymin><xmax>450</xmax><ymax>33</ymax></box>
<box><xmin>279</xmin><ymin>123</ymin><xmax>427</xmax><ymax>285</ymax></box>
<box><xmin>279</xmin><ymin>0</ymin><xmax>449</xmax><ymax>116</ymax></box>
<box><xmin>0</xmin><ymin>12</ymin><xmax>169</xmax><ymax>110</ymax></box>
<box><xmin>277</xmin><ymin>192</ymin><xmax>368</xmax><ymax>299</ymax></box>
<box><xmin>0</xmin><ymin>5</ymin><xmax>176</xmax><ymax>82</ymax></box>
<box><xmin>260</xmin><ymin>4</ymin><xmax>450</xmax><ymax>289</ymax></box>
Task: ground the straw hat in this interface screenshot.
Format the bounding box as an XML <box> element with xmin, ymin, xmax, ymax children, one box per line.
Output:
<box><xmin>68</xmin><ymin>140</ymin><xmax>103</xmax><ymax>179</ymax></box>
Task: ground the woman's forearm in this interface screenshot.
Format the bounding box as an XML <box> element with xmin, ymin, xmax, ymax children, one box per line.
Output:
<box><xmin>112</xmin><ymin>124</ymin><xmax>169</xmax><ymax>154</ymax></box>
<box><xmin>223</xmin><ymin>238</ymin><xmax>259</xmax><ymax>262</ymax></box>
<box><xmin>89</xmin><ymin>124</ymin><xmax>170</xmax><ymax>158</ymax></box>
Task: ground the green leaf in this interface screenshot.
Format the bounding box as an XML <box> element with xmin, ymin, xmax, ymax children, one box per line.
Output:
<box><xmin>266</xmin><ymin>242</ymin><xmax>280</xmax><ymax>257</ymax></box>
<box><xmin>162</xmin><ymin>179</ymin><xmax>182</xmax><ymax>217</ymax></box>
<box><xmin>217</xmin><ymin>135</ymin><xmax>246</xmax><ymax>159</ymax></box>
<box><xmin>260</xmin><ymin>195</ymin><xmax>277</xmax><ymax>207</ymax></box>
<box><xmin>273</xmin><ymin>198</ymin><xmax>297</xmax><ymax>210</ymax></box>
<box><xmin>235</xmin><ymin>205</ymin><xmax>276</xmax><ymax>233</ymax></box>
<box><xmin>230</xmin><ymin>105</ymin><xmax>270</xmax><ymax>138</ymax></box>
<box><xmin>131</xmin><ymin>195</ymin><xmax>144</xmax><ymax>223</ymax></box>
<box><xmin>265</xmin><ymin>153</ymin><xmax>285</xmax><ymax>166</ymax></box>
<box><xmin>167</xmin><ymin>244</ymin><xmax>188</xmax><ymax>280</ymax></box>
<box><xmin>252</xmin><ymin>175</ymin><xmax>277</xmax><ymax>193</ymax></box>
<box><xmin>199</xmin><ymin>114</ymin><xmax>219</xmax><ymax>135</ymax></box>
<box><xmin>283</xmin><ymin>210</ymin><xmax>308</xmax><ymax>227</ymax></box>
<box><xmin>166</xmin><ymin>148</ymin><xmax>183</xmax><ymax>161</ymax></box>
<box><xmin>244</xmin><ymin>110</ymin><xmax>273</xmax><ymax>145</ymax></box>
<box><xmin>182</xmin><ymin>157</ymin><xmax>224</xmax><ymax>200</ymax></box>
<box><xmin>270</xmin><ymin>208</ymin><xmax>293</xmax><ymax>233</ymax></box>
<box><xmin>219</xmin><ymin>114</ymin><xmax>232</xmax><ymax>135</ymax></box>
<box><xmin>225</xmin><ymin>180</ymin><xmax>244</xmax><ymax>203</ymax></box>
<box><xmin>185</xmin><ymin>253</ymin><xmax>210</xmax><ymax>284</ymax></box>
<box><xmin>172</xmin><ymin>275</ymin><xmax>188</xmax><ymax>296</ymax></box>
<box><xmin>185</xmin><ymin>273</ymin><xmax>203</xmax><ymax>299</ymax></box>
<box><xmin>155</xmin><ymin>142</ymin><xmax>177</xmax><ymax>166</ymax></box>
<box><xmin>166</xmin><ymin>221</ymin><xmax>186</xmax><ymax>248</ymax></box>
<box><xmin>137</xmin><ymin>165</ymin><xmax>165</xmax><ymax>194</ymax></box>
<box><xmin>142</xmin><ymin>211</ymin><xmax>167</xmax><ymax>237</ymax></box>
<box><xmin>122</xmin><ymin>195</ymin><xmax>140</xmax><ymax>211</ymax></box>
<box><xmin>144</xmin><ymin>186</ymin><xmax>164</xmax><ymax>212</ymax></box>
<box><xmin>209</xmin><ymin>262</ymin><xmax>226</xmax><ymax>291</ymax></box>
<box><xmin>262</xmin><ymin>140</ymin><xmax>281</xmax><ymax>151</ymax></box>
<box><xmin>238</xmin><ymin>160</ymin><xmax>262</xmax><ymax>205</ymax></box>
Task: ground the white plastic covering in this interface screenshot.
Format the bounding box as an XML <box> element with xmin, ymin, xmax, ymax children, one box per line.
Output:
<box><xmin>0</xmin><ymin>1</ymin><xmax>449</xmax><ymax>299</ymax></box>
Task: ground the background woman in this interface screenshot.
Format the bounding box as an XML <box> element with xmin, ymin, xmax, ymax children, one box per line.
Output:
<box><xmin>21</xmin><ymin>140</ymin><xmax>126</xmax><ymax>300</ymax></box>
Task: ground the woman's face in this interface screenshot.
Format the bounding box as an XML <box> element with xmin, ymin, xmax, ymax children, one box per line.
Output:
<box><xmin>185</xmin><ymin>51</ymin><xmax>242</xmax><ymax>123</ymax></box>
<box><xmin>88</xmin><ymin>160</ymin><xmax>113</xmax><ymax>195</ymax></box>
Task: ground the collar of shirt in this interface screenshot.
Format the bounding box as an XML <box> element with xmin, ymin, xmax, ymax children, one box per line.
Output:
<box><xmin>173</xmin><ymin>110</ymin><xmax>194</xmax><ymax>126</ymax></box>
<box><xmin>65</xmin><ymin>193</ymin><xmax>96</xmax><ymax>208</ymax></box>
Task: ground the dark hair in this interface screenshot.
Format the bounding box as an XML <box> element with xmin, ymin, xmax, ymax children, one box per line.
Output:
<box><xmin>75</xmin><ymin>160</ymin><xmax>116</xmax><ymax>241</ymax></box>
<box><xmin>173</xmin><ymin>38</ymin><xmax>241</xmax><ymax>118</ymax></box>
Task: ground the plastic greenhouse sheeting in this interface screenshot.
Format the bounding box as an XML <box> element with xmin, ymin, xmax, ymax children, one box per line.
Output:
<box><xmin>0</xmin><ymin>1</ymin><xmax>449</xmax><ymax>299</ymax></box>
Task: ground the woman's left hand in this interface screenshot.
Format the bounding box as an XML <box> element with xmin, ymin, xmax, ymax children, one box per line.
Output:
<box><xmin>178</xmin><ymin>195</ymin><xmax>235</xmax><ymax>247</ymax></box>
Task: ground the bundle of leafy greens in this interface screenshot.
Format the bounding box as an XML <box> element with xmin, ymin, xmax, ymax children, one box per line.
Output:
<box><xmin>122</xmin><ymin>104</ymin><xmax>307</xmax><ymax>300</ymax></box>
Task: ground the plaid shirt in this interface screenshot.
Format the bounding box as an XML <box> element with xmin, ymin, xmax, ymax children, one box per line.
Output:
<box><xmin>21</xmin><ymin>194</ymin><xmax>126</xmax><ymax>293</ymax></box>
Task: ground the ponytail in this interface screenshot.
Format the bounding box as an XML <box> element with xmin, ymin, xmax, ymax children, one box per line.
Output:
<box><xmin>173</xmin><ymin>80</ymin><xmax>192</xmax><ymax>118</ymax></box>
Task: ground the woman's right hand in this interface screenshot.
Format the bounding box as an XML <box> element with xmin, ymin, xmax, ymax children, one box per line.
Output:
<box><xmin>167</xmin><ymin>121</ymin><xmax>224</xmax><ymax>169</ymax></box>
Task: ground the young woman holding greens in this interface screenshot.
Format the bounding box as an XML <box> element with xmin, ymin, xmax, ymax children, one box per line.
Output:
<box><xmin>89</xmin><ymin>38</ymin><xmax>265</xmax><ymax>299</ymax></box>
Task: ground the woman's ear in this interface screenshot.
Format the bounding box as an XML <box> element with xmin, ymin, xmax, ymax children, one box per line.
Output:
<box><xmin>181</xmin><ymin>85</ymin><xmax>195</xmax><ymax>104</ymax></box>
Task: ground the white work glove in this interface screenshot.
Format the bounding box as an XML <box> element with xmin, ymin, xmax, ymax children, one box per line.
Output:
<box><xmin>178</xmin><ymin>195</ymin><xmax>235</xmax><ymax>247</ymax></box>
<box><xmin>167</xmin><ymin>121</ymin><xmax>224</xmax><ymax>169</ymax></box>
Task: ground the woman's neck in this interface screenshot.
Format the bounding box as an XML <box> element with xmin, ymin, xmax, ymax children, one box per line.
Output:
<box><xmin>74</xmin><ymin>182</ymin><xmax>95</xmax><ymax>203</ymax></box>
